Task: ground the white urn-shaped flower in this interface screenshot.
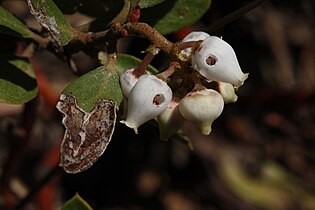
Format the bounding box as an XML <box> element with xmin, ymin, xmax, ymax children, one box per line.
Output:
<box><xmin>121</xmin><ymin>74</ymin><xmax>172</xmax><ymax>133</ymax></box>
<box><xmin>192</xmin><ymin>36</ymin><xmax>248</xmax><ymax>88</ymax></box>
<box><xmin>179</xmin><ymin>86</ymin><xmax>224</xmax><ymax>135</ymax></box>
<box><xmin>157</xmin><ymin>97</ymin><xmax>185</xmax><ymax>141</ymax></box>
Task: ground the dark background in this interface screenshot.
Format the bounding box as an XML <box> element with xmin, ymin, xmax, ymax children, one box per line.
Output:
<box><xmin>1</xmin><ymin>0</ymin><xmax>315</xmax><ymax>209</ymax></box>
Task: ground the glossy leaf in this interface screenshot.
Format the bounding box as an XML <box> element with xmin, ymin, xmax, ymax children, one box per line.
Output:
<box><xmin>0</xmin><ymin>55</ymin><xmax>38</xmax><ymax>104</ymax></box>
<box><xmin>138</xmin><ymin>0</ymin><xmax>165</xmax><ymax>8</ymax></box>
<box><xmin>0</xmin><ymin>6</ymin><xmax>32</xmax><ymax>38</ymax></box>
<box><xmin>27</xmin><ymin>0</ymin><xmax>75</xmax><ymax>46</ymax></box>
<box><xmin>63</xmin><ymin>67</ymin><xmax>122</xmax><ymax>112</ymax></box>
<box><xmin>61</xmin><ymin>194</ymin><xmax>93</xmax><ymax>210</ymax></box>
<box><xmin>141</xmin><ymin>0</ymin><xmax>211</xmax><ymax>35</ymax></box>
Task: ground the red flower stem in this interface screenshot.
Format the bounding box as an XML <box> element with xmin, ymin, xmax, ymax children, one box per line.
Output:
<box><xmin>192</xmin><ymin>72</ymin><xmax>202</xmax><ymax>87</ymax></box>
<box><xmin>175</xmin><ymin>40</ymin><xmax>201</xmax><ymax>52</ymax></box>
<box><xmin>157</xmin><ymin>62</ymin><xmax>180</xmax><ymax>80</ymax></box>
<box><xmin>133</xmin><ymin>51</ymin><xmax>157</xmax><ymax>76</ymax></box>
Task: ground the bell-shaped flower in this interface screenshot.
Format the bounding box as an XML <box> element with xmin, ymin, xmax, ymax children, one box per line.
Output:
<box><xmin>180</xmin><ymin>31</ymin><xmax>210</xmax><ymax>59</ymax></box>
<box><xmin>192</xmin><ymin>36</ymin><xmax>248</xmax><ymax>88</ymax></box>
<box><xmin>179</xmin><ymin>87</ymin><xmax>224</xmax><ymax>135</ymax></box>
<box><xmin>157</xmin><ymin>97</ymin><xmax>185</xmax><ymax>141</ymax></box>
<box><xmin>121</xmin><ymin>74</ymin><xmax>172</xmax><ymax>133</ymax></box>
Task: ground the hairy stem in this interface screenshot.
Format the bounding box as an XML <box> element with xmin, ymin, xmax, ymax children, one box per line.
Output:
<box><xmin>123</xmin><ymin>22</ymin><xmax>174</xmax><ymax>55</ymax></box>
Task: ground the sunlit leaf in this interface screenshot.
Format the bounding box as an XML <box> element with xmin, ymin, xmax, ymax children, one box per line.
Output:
<box><xmin>141</xmin><ymin>0</ymin><xmax>211</xmax><ymax>35</ymax></box>
<box><xmin>0</xmin><ymin>55</ymin><xmax>37</xmax><ymax>104</ymax></box>
<box><xmin>27</xmin><ymin>0</ymin><xmax>76</xmax><ymax>46</ymax></box>
<box><xmin>0</xmin><ymin>6</ymin><xmax>32</xmax><ymax>38</ymax></box>
<box><xmin>63</xmin><ymin>67</ymin><xmax>122</xmax><ymax>112</ymax></box>
<box><xmin>61</xmin><ymin>193</ymin><xmax>93</xmax><ymax>210</ymax></box>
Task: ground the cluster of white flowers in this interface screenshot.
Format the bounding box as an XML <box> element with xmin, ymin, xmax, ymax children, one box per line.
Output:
<box><xmin>119</xmin><ymin>31</ymin><xmax>248</xmax><ymax>139</ymax></box>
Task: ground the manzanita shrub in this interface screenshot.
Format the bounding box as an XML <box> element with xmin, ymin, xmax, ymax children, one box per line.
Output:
<box><xmin>0</xmin><ymin>0</ymin><xmax>263</xmax><ymax>208</ymax></box>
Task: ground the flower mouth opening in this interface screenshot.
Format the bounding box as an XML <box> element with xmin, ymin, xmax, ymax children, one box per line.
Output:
<box><xmin>153</xmin><ymin>94</ymin><xmax>165</xmax><ymax>106</ymax></box>
<box><xmin>206</xmin><ymin>55</ymin><xmax>217</xmax><ymax>66</ymax></box>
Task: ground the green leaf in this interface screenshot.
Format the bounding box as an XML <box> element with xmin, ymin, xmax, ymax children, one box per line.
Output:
<box><xmin>141</xmin><ymin>0</ymin><xmax>211</xmax><ymax>35</ymax></box>
<box><xmin>63</xmin><ymin>67</ymin><xmax>122</xmax><ymax>112</ymax></box>
<box><xmin>0</xmin><ymin>6</ymin><xmax>32</xmax><ymax>38</ymax></box>
<box><xmin>27</xmin><ymin>0</ymin><xmax>75</xmax><ymax>46</ymax></box>
<box><xmin>0</xmin><ymin>55</ymin><xmax>38</xmax><ymax>104</ymax></box>
<box><xmin>61</xmin><ymin>193</ymin><xmax>93</xmax><ymax>210</ymax></box>
<box><xmin>112</xmin><ymin>54</ymin><xmax>159</xmax><ymax>75</ymax></box>
<box><xmin>138</xmin><ymin>0</ymin><xmax>165</xmax><ymax>8</ymax></box>
<box><xmin>79</xmin><ymin>0</ymin><xmax>166</xmax><ymax>32</ymax></box>
<box><xmin>63</xmin><ymin>53</ymin><xmax>158</xmax><ymax>112</ymax></box>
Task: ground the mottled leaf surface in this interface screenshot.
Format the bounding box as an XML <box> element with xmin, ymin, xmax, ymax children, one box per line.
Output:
<box><xmin>27</xmin><ymin>0</ymin><xmax>75</xmax><ymax>46</ymax></box>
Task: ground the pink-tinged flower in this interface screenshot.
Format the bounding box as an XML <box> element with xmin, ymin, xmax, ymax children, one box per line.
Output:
<box><xmin>179</xmin><ymin>87</ymin><xmax>224</xmax><ymax>135</ymax></box>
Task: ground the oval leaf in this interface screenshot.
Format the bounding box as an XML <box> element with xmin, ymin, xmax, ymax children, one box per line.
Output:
<box><xmin>141</xmin><ymin>0</ymin><xmax>211</xmax><ymax>35</ymax></box>
<box><xmin>27</xmin><ymin>0</ymin><xmax>75</xmax><ymax>46</ymax></box>
<box><xmin>61</xmin><ymin>193</ymin><xmax>93</xmax><ymax>210</ymax></box>
<box><xmin>63</xmin><ymin>67</ymin><xmax>122</xmax><ymax>112</ymax></box>
<box><xmin>0</xmin><ymin>55</ymin><xmax>38</xmax><ymax>104</ymax></box>
<box><xmin>0</xmin><ymin>6</ymin><xmax>32</xmax><ymax>38</ymax></box>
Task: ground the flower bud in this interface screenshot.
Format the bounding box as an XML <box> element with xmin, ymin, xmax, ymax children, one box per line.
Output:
<box><xmin>216</xmin><ymin>81</ymin><xmax>238</xmax><ymax>104</ymax></box>
<box><xmin>120</xmin><ymin>68</ymin><xmax>150</xmax><ymax>98</ymax></box>
<box><xmin>180</xmin><ymin>31</ymin><xmax>210</xmax><ymax>59</ymax></box>
<box><xmin>179</xmin><ymin>87</ymin><xmax>224</xmax><ymax>135</ymax></box>
<box><xmin>157</xmin><ymin>97</ymin><xmax>185</xmax><ymax>141</ymax></box>
<box><xmin>121</xmin><ymin>74</ymin><xmax>172</xmax><ymax>133</ymax></box>
<box><xmin>192</xmin><ymin>36</ymin><xmax>248</xmax><ymax>88</ymax></box>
